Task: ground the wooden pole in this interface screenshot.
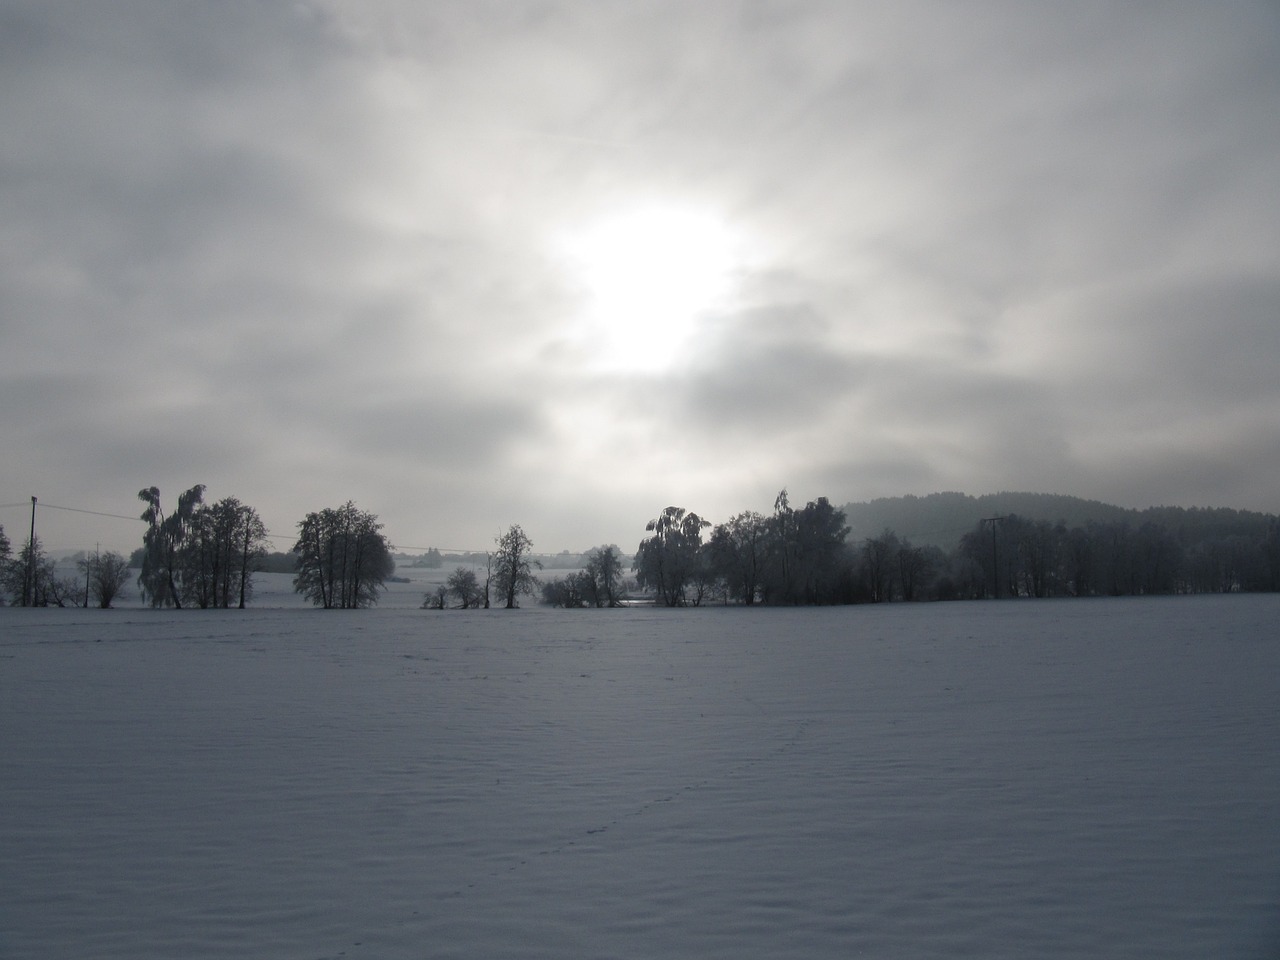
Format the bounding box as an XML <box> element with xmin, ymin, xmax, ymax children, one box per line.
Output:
<box><xmin>24</xmin><ymin>496</ymin><xmax>37</xmax><ymax>607</ymax></box>
<box><xmin>982</xmin><ymin>516</ymin><xmax>1007</xmax><ymax>599</ymax></box>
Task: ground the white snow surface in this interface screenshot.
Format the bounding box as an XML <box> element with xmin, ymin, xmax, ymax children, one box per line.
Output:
<box><xmin>2</xmin><ymin>592</ymin><xmax>1278</xmax><ymax>959</ymax></box>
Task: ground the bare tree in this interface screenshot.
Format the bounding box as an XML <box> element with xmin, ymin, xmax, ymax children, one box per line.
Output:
<box><xmin>541</xmin><ymin>572</ymin><xmax>589</xmax><ymax>607</ymax></box>
<box><xmin>492</xmin><ymin>525</ymin><xmax>540</xmax><ymax>608</ymax></box>
<box><xmin>0</xmin><ymin>524</ymin><xmax>9</xmax><ymax>604</ymax></box>
<box><xmin>78</xmin><ymin>551</ymin><xmax>134</xmax><ymax>608</ymax></box>
<box><xmin>2</xmin><ymin>534</ymin><xmax>59</xmax><ymax>606</ymax></box>
<box><xmin>709</xmin><ymin>511</ymin><xmax>768</xmax><ymax>604</ymax></box>
<box><xmin>137</xmin><ymin>484</ymin><xmax>205</xmax><ymax>608</ymax></box>
<box><xmin>582</xmin><ymin>544</ymin><xmax>624</xmax><ymax>607</ymax></box>
<box><xmin>760</xmin><ymin>492</ymin><xmax>851</xmax><ymax>604</ymax></box>
<box><xmin>445</xmin><ymin>567</ymin><xmax>482</xmax><ymax>608</ymax></box>
<box><xmin>861</xmin><ymin>529</ymin><xmax>899</xmax><ymax>603</ymax></box>
<box><xmin>763</xmin><ymin>489</ymin><xmax>797</xmax><ymax>603</ymax></box>
<box><xmin>633</xmin><ymin>506</ymin><xmax>710</xmax><ymax>606</ymax></box>
<box><xmin>137</xmin><ymin>488</ymin><xmax>267</xmax><ymax>609</ymax></box>
<box><xmin>895</xmin><ymin>540</ymin><xmax>935</xmax><ymax>602</ymax></box>
<box><xmin>293</xmin><ymin>502</ymin><xmax>394</xmax><ymax>609</ymax></box>
<box><xmin>482</xmin><ymin>552</ymin><xmax>493</xmax><ymax>608</ymax></box>
<box><xmin>421</xmin><ymin>584</ymin><xmax>449</xmax><ymax>610</ymax></box>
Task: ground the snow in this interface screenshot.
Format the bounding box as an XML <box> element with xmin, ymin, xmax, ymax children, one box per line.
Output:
<box><xmin>2</xmin><ymin>593</ymin><xmax>1278</xmax><ymax>959</ymax></box>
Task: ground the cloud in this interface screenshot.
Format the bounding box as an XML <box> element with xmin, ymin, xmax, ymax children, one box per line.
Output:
<box><xmin>2</xmin><ymin>1</ymin><xmax>1278</xmax><ymax>555</ymax></box>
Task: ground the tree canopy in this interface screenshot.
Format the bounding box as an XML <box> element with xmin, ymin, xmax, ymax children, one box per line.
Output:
<box><xmin>137</xmin><ymin>485</ymin><xmax>269</xmax><ymax>608</ymax></box>
<box><xmin>634</xmin><ymin>506</ymin><xmax>711</xmax><ymax>607</ymax></box>
<box><xmin>492</xmin><ymin>524</ymin><xmax>540</xmax><ymax>608</ymax></box>
<box><xmin>293</xmin><ymin>502</ymin><xmax>394</xmax><ymax>609</ymax></box>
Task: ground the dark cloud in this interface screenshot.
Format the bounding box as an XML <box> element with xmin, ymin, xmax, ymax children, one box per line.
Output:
<box><xmin>674</xmin><ymin>305</ymin><xmax>865</xmax><ymax>430</ymax></box>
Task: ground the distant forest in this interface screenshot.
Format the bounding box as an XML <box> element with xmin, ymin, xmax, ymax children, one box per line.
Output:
<box><xmin>535</xmin><ymin>491</ymin><xmax>1279</xmax><ymax>608</ymax></box>
<box><xmin>832</xmin><ymin>491</ymin><xmax>1279</xmax><ymax>601</ymax></box>
<box><xmin>3</xmin><ymin>488</ymin><xmax>1276</xmax><ymax>608</ymax></box>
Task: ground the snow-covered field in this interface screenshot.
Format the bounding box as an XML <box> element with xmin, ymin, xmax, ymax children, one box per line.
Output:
<box><xmin>2</xmin><ymin>593</ymin><xmax>1278</xmax><ymax>959</ymax></box>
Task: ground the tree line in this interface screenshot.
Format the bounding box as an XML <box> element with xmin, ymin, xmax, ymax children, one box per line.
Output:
<box><xmin>944</xmin><ymin>512</ymin><xmax>1280</xmax><ymax>599</ymax></box>
<box><xmin>136</xmin><ymin>486</ymin><xmax>269</xmax><ymax>608</ymax></box>
<box><xmin>425</xmin><ymin>524</ymin><xmax>561</xmax><ymax>610</ymax></box>
<box><xmin>136</xmin><ymin>489</ymin><xmax>406</xmax><ymax>610</ymax></box>
<box><xmin>0</xmin><ymin>488</ymin><xmax>571</xmax><ymax>611</ymax></box>
<box><xmin>2</xmin><ymin>485</ymin><xmax>1275</xmax><ymax>609</ymax></box>
<box><xmin>0</xmin><ymin>486</ymin><xmax>391</xmax><ymax>609</ymax></box>
<box><xmin>608</xmin><ymin>489</ymin><xmax>1280</xmax><ymax>607</ymax></box>
<box><xmin>622</xmin><ymin>491</ymin><xmax>856</xmax><ymax>606</ymax></box>
<box><xmin>0</xmin><ymin>526</ymin><xmax>135</xmax><ymax>608</ymax></box>
<box><xmin>0</xmin><ymin>486</ymin><xmax>567</xmax><ymax>609</ymax></box>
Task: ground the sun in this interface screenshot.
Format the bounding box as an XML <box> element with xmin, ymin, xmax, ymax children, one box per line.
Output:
<box><xmin>553</xmin><ymin>202</ymin><xmax>744</xmax><ymax>372</ymax></box>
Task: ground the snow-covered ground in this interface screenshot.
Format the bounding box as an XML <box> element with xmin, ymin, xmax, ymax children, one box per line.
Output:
<box><xmin>2</xmin><ymin>594</ymin><xmax>1278</xmax><ymax>959</ymax></box>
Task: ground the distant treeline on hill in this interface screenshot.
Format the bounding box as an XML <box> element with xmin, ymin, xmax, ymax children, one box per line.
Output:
<box><xmin>840</xmin><ymin>491</ymin><xmax>1277</xmax><ymax>551</ymax></box>
<box><xmin>843</xmin><ymin>492</ymin><xmax>1115</xmax><ymax>550</ymax></box>
<box><xmin>613</xmin><ymin>491</ymin><xmax>1278</xmax><ymax>607</ymax></box>
<box><xmin>399</xmin><ymin>547</ymin><xmax>600</xmax><ymax>570</ymax></box>
<box><xmin>129</xmin><ymin>549</ymin><xmax>300</xmax><ymax>574</ymax></box>
<box><xmin>834</xmin><ymin>491</ymin><xmax>1279</xmax><ymax>600</ymax></box>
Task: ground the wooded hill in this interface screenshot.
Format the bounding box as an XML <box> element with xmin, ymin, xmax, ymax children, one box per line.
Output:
<box><xmin>841</xmin><ymin>491</ymin><xmax>1277</xmax><ymax>552</ymax></box>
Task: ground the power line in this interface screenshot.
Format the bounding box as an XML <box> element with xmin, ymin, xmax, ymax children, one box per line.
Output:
<box><xmin>0</xmin><ymin>500</ymin><xmax>142</xmax><ymax>522</ymax></box>
<box><xmin>0</xmin><ymin>496</ymin><xmax>495</xmax><ymax>555</ymax></box>
<box><xmin>981</xmin><ymin>516</ymin><xmax>1008</xmax><ymax>599</ymax></box>
<box><xmin>4</xmin><ymin>497</ymin><xmax>605</xmax><ymax>557</ymax></box>
<box><xmin>32</xmin><ymin>502</ymin><xmax>143</xmax><ymax>522</ymax></box>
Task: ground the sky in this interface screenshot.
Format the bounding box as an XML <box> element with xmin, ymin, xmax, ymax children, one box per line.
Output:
<box><xmin>2</xmin><ymin>1</ymin><xmax>1278</xmax><ymax>558</ymax></box>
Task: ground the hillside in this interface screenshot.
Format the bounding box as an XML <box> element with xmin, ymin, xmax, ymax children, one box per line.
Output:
<box><xmin>839</xmin><ymin>492</ymin><xmax>1276</xmax><ymax>552</ymax></box>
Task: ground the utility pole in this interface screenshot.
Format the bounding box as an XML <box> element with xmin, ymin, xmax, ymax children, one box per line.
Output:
<box><xmin>981</xmin><ymin>515</ymin><xmax>1007</xmax><ymax>599</ymax></box>
<box><xmin>83</xmin><ymin>542</ymin><xmax>98</xmax><ymax>609</ymax></box>
<box><xmin>24</xmin><ymin>496</ymin><xmax>37</xmax><ymax>607</ymax></box>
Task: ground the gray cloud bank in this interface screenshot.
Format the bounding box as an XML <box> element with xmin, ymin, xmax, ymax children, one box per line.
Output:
<box><xmin>2</xmin><ymin>1</ymin><xmax>1278</xmax><ymax>554</ymax></box>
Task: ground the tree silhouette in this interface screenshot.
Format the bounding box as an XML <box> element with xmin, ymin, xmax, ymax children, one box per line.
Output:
<box><xmin>293</xmin><ymin>502</ymin><xmax>393</xmax><ymax>609</ymax></box>
<box><xmin>634</xmin><ymin>506</ymin><xmax>710</xmax><ymax>606</ymax></box>
<box><xmin>492</xmin><ymin>525</ymin><xmax>540</xmax><ymax>608</ymax></box>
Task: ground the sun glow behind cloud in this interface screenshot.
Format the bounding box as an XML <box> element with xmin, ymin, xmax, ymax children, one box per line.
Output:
<box><xmin>551</xmin><ymin>202</ymin><xmax>752</xmax><ymax>373</ymax></box>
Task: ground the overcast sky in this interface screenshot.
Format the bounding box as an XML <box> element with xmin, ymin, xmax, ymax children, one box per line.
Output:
<box><xmin>3</xmin><ymin>1</ymin><xmax>1278</xmax><ymax>556</ymax></box>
